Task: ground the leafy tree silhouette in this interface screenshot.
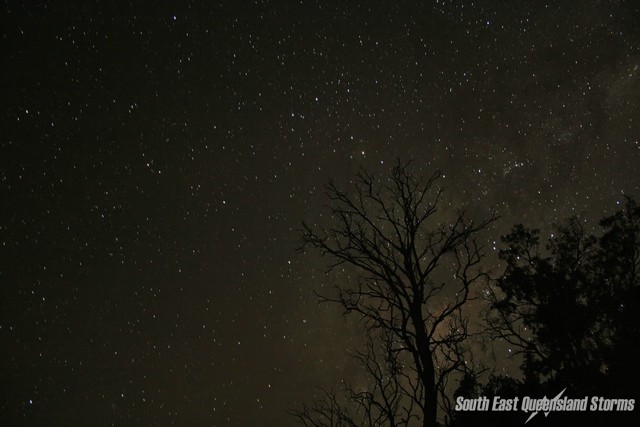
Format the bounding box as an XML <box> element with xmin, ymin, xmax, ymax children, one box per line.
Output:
<box><xmin>596</xmin><ymin>197</ymin><xmax>640</xmax><ymax>398</ymax></box>
<box><xmin>292</xmin><ymin>161</ymin><xmax>496</xmax><ymax>427</ymax></box>
<box><xmin>453</xmin><ymin>197</ymin><xmax>640</xmax><ymax>426</ymax></box>
<box><xmin>486</xmin><ymin>217</ymin><xmax>604</xmax><ymax>391</ymax></box>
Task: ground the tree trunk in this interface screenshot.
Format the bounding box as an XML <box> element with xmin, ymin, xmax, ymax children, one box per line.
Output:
<box><xmin>422</xmin><ymin>353</ymin><xmax>437</xmax><ymax>427</ymax></box>
<box><xmin>413</xmin><ymin>309</ymin><xmax>437</xmax><ymax>427</ymax></box>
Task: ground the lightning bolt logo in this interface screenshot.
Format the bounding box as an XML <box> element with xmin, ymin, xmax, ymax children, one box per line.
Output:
<box><xmin>524</xmin><ymin>388</ymin><xmax>567</xmax><ymax>424</ymax></box>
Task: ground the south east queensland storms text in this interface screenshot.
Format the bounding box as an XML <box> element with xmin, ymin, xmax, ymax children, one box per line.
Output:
<box><xmin>455</xmin><ymin>396</ymin><xmax>635</xmax><ymax>412</ymax></box>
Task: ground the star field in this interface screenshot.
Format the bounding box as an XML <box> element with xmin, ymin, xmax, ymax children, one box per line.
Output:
<box><xmin>1</xmin><ymin>1</ymin><xmax>639</xmax><ymax>425</ymax></box>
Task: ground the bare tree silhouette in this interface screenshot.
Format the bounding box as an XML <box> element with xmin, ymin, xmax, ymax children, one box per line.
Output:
<box><xmin>293</xmin><ymin>161</ymin><xmax>496</xmax><ymax>427</ymax></box>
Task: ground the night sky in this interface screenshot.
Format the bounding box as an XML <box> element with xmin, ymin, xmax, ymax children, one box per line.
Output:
<box><xmin>2</xmin><ymin>1</ymin><xmax>640</xmax><ymax>425</ymax></box>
